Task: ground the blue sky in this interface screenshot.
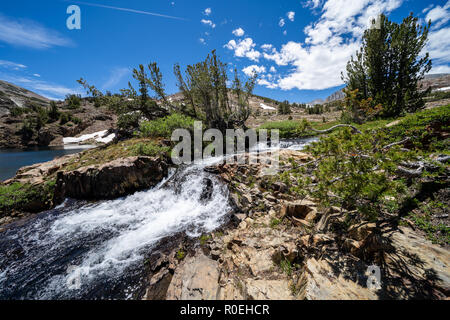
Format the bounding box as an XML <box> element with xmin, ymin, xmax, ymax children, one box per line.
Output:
<box><xmin>0</xmin><ymin>0</ymin><xmax>449</xmax><ymax>103</ymax></box>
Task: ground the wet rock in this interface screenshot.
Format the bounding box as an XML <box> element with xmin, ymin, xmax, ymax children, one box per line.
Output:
<box><xmin>166</xmin><ymin>251</ymin><xmax>220</xmax><ymax>300</ymax></box>
<box><xmin>144</xmin><ymin>268</ymin><xmax>173</xmax><ymax>300</ymax></box>
<box><xmin>57</xmin><ymin>156</ymin><xmax>168</xmax><ymax>200</ymax></box>
<box><xmin>200</xmin><ymin>178</ymin><xmax>213</xmax><ymax>202</ymax></box>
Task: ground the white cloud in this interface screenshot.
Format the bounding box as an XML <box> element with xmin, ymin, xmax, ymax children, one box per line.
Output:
<box><xmin>102</xmin><ymin>67</ymin><xmax>130</xmax><ymax>90</ymax></box>
<box><xmin>33</xmin><ymin>73</ymin><xmax>41</xmax><ymax>77</ymax></box>
<box><xmin>242</xmin><ymin>65</ymin><xmax>266</xmax><ymax>76</ymax></box>
<box><xmin>0</xmin><ymin>14</ymin><xmax>72</xmax><ymax>49</ymax></box>
<box><xmin>425</xmin><ymin>1</ymin><xmax>450</xmax><ymax>29</ymax></box>
<box><xmin>0</xmin><ymin>60</ymin><xmax>27</xmax><ymax>70</ymax></box>
<box><xmin>283</xmin><ymin>30</ymin><xmax>287</xmax><ymax>36</ymax></box>
<box><xmin>257</xmin><ymin>78</ymin><xmax>278</xmax><ymax>89</ymax></box>
<box><xmin>204</xmin><ymin>8</ymin><xmax>212</xmax><ymax>16</ymax></box>
<box><xmin>269</xmin><ymin>66</ymin><xmax>277</xmax><ymax>73</ymax></box>
<box><xmin>258</xmin><ymin>0</ymin><xmax>404</xmax><ymax>91</ymax></box>
<box><xmin>224</xmin><ymin>38</ymin><xmax>261</xmax><ymax>62</ymax></box>
<box><xmin>261</xmin><ymin>44</ymin><xmax>273</xmax><ymax>51</ymax></box>
<box><xmin>428</xmin><ymin>65</ymin><xmax>450</xmax><ymax>74</ymax></box>
<box><xmin>201</xmin><ymin>19</ymin><xmax>216</xmax><ymax>28</ymax></box>
<box><xmin>303</xmin><ymin>0</ymin><xmax>323</xmax><ymax>9</ymax></box>
<box><xmin>232</xmin><ymin>28</ymin><xmax>245</xmax><ymax>37</ymax></box>
<box><xmin>199</xmin><ymin>38</ymin><xmax>206</xmax><ymax>44</ymax></box>
<box><xmin>287</xmin><ymin>11</ymin><xmax>295</xmax><ymax>22</ymax></box>
<box><xmin>304</xmin><ymin>0</ymin><xmax>403</xmax><ymax>45</ymax></box>
<box><xmin>427</xmin><ymin>27</ymin><xmax>450</xmax><ymax>69</ymax></box>
<box><xmin>279</xmin><ymin>18</ymin><xmax>285</xmax><ymax>27</ymax></box>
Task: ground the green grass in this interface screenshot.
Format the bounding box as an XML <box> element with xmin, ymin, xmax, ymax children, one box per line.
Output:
<box><xmin>132</xmin><ymin>141</ymin><xmax>170</xmax><ymax>157</ymax></box>
<box><xmin>139</xmin><ymin>113</ymin><xmax>195</xmax><ymax>138</ymax></box>
<box><xmin>199</xmin><ymin>234</ymin><xmax>211</xmax><ymax>246</ymax></box>
<box><xmin>270</xmin><ymin>218</ymin><xmax>282</xmax><ymax>228</ymax></box>
<box><xmin>258</xmin><ymin>120</ymin><xmax>340</xmax><ymax>139</ymax></box>
<box><xmin>407</xmin><ymin>202</ymin><xmax>450</xmax><ymax>245</ymax></box>
<box><xmin>63</xmin><ymin>138</ymin><xmax>163</xmax><ymax>171</ymax></box>
<box><xmin>382</xmin><ymin>104</ymin><xmax>450</xmax><ymax>153</ymax></box>
<box><xmin>279</xmin><ymin>258</ymin><xmax>293</xmax><ymax>277</ymax></box>
<box><xmin>176</xmin><ymin>249</ymin><xmax>186</xmax><ymax>260</ymax></box>
<box><xmin>0</xmin><ymin>181</ymin><xmax>55</xmax><ymax>215</ymax></box>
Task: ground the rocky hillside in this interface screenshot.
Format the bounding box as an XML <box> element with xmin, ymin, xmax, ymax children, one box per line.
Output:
<box><xmin>0</xmin><ymin>80</ymin><xmax>49</xmax><ymax>116</ymax></box>
<box><xmin>0</xmin><ymin>81</ymin><xmax>117</xmax><ymax>149</ymax></box>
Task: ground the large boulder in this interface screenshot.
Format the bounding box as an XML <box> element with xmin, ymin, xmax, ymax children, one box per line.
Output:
<box><xmin>56</xmin><ymin>156</ymin><xmax>168</xmax><ymax>200</ymax></box>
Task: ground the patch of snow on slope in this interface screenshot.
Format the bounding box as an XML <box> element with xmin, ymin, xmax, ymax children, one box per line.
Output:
<box><xmin>260</xmin><ymin>103</ymin><xmax>276</xmax><ymax>110</ymax></box>
<box><xmin>63</xmin><ymin>130</ymin><xmax>115</xmax><ymax>145</ymax></box>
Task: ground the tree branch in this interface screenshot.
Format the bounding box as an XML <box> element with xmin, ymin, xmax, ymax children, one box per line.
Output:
<box><xmin>309</xmin><ymin>124</ymin><xmax>362</xmax><ymax>134</ymax></box>
<box><xmin>382</xmin><ymin>137</ymin><xmax>411</xmax><ymax>151</ymax></box>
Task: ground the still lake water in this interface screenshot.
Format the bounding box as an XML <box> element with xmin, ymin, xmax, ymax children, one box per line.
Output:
<box><xmin>0</xmin><ymin>146</ymin><xmax>94</xmax><ymax>181</ymax></box>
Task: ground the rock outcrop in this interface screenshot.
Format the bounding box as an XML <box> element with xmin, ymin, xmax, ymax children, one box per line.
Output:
<box><xmin>166</xmin><ymin>252</ymin><xmax>220</xmax><ymax>300</ymax></box>
<box><xmin>56</xmin><ymin>156</ymin><xmax>168</xmax><ymax>200</ymax></box>
<box><xmin>152</xmin><ymin>149</ymin><xmax>449</xmax><ymax>301</ymax></box>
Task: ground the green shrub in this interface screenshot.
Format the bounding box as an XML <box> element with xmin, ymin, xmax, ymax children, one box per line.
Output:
<box><xmin>20</xmin><ymin>119</ymin><xmax>35</xmax><ymax>139</ymax></box>
<box><xmin>65</xmin><ymin>94</ymin><xmax>82</xmax><ymax>109</ymax></box>
<box><xmin>176</xmin><ymin>249</ymin><xmax>185</xmax><ymax>260</ymax></box>
<box><xmin>59</xmin><ymin>112</ymin><xmax>70</xmax><ymax>125</ymax></box>
<box><xmin>10</xmin><ymin>107</ymin><xmax>31</xmax><ymax>117</ymax></box>
<box><xmin>117</xmin><ymin>112</ymin><xmax>141</xmax><ymax>134</ymax></box>
<box><xmin>139</xmin><ymin>113</ymin><xmax>195</xmax><ymax>138</ymax></box>
<box><xmin>132</xmin><ymin>141</ymin><xmax>170</xmax><ymax>157</ymax></box>
<box><xmin>48</xmin><ymin>101</ymin><xmax>60</xmax><ymax>121</ymax></box>
<box><xmin>199</xmin><ymin>234</ymin><xmax>211</xmax><ymax>245</ymax></box>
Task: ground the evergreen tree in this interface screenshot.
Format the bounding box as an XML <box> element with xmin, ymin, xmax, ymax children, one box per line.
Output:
<box><xmin>343</xmin><ymin>14</ymin><xmax>431</xmax><ymax>118</ymax></box>
<box><xmin>278</xmin><ymin>100</ymin><xmax>292</xmax><ymax>115</ymax></box>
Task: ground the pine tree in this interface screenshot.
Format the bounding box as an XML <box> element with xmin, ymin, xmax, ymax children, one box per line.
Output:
<box><xmin>174</xmin><ymin>50</ymin><xmax>256</xmax><ymax>132</ymax></box>
<box><xmin>343</xmin><ymin>14</ymin><xmax>431</xmax><ymax>119</ymax></box>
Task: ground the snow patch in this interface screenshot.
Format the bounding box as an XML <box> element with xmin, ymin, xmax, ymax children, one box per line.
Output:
<box><xmin>260</xmin><ymin>103</ymin><xmax>276</xmax><ymax>110</ymax></box>
<box><xmin>63</xmin><ymin>130</ymin><xmax>115</xmax><ymax>145</ymax></box>
<box><xmin>435</xmin><ymin>86</ymin><xmax>450</xmax><ymax>92</ymax></box>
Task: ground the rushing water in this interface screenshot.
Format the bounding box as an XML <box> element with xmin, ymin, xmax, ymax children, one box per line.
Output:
<box><xmin>0</xmin><ymin>146</ymin><xmax>95</xmax><ymax>181</ymax></box>
<box><xmin>0</xmin><ymin>138</ymin><xmax>316</xmax><ymax>300</ymax></box>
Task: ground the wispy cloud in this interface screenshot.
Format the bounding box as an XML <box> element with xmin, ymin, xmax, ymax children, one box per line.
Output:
<box><xmin>201</xmin><ymin>19</ymin><xmax>216</xmax><ymax>28</ymax></box>
<box><xmin>204</xmin><ymin>8</ymin><xmax>212</xmax><ymax>16</ymax></box>
<box><xmin>102</xmin><ymin>67</ymin><xmax>130</xmax><ymax>90</ymax></box>
<box><xmin>0</xmin><ymin>73</ymin><xmax>82</xmax><ymax>100</ymax></box>
<box><xmin>0</xmin><ymin>14</ymin><xmax>72</xmax><ymax>49</ymax></box>
<box><xmin>232</xmin><ymin>28</ymin><xmax>245</xmax><ymax>37</ymax></box>
<box><xmin>69</xmin><ymin>1</ymin><xmax>188</xmax><ymax>21</ymax></box>
<box><xmin>0</xmin><ymin>60</ymin><xmax>27</xmax><ymax>70</ymax></box>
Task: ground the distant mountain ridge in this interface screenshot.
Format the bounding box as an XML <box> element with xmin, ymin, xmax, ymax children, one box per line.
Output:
<box><xmin>307</xmin><ymin>73</ymin><xmax>450</xmax><ymax>105</ymax></box>
<box><xmin>0</xmin><ymin>80</ymin><xmax>49</xmax><ymax>116</ymax></box>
